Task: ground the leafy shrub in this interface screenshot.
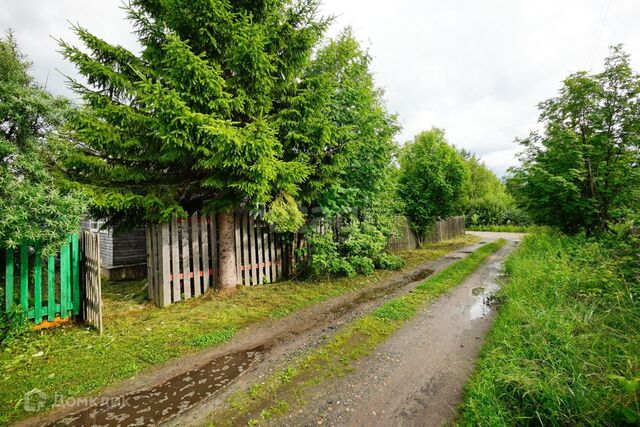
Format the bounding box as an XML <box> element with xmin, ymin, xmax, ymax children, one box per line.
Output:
<box><xmin>376</xmin><ymin>252</ymin><xmax>406</xmax><ymax>270</ymax></box>
<box><xmin>306</xmin><ymin>219</ymin><xmax>405</xmax><ymax>278</ymax></box>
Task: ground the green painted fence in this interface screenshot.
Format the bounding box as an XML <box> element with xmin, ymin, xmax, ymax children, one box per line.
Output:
<box><xmin>2</xmin><ymin>234</ymin><xmax>81</xmax><ymax>324</ymax></box>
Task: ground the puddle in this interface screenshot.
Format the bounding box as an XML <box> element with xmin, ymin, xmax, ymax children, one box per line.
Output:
<box><xmin>468</xmin><ymin>282</ymin><xmax>500</xmax><ymax>320</ymax></box>
<box><xmin>407</xmin><ymin>268</ymin><xmax>435</xmax><ymax>282</ymax></box>
<box><xmin>49</xmin><ymin>346</ymin><xmax>264</xmax><ymax>427</ymax></box>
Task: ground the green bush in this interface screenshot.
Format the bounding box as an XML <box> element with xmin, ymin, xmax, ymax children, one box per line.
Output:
<box><xmin>306</xmin><ymin>219</ymin><xmax>405</xmax><ymax>278</ymax></box>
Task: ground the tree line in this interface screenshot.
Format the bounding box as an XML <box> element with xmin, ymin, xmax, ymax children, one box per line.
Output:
<box><xmin>1</xmin><ymin>0</ymin><xmax>638</xmax><ymax>286</ymax></box>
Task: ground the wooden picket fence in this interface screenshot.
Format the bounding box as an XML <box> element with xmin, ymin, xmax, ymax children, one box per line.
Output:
<box><xmin>386</xmin><ymin>216</ymin><xmax>418</xmax><ymax>251</ymax></box>
<box><xmin>1</xmin><ymin>232</ymin><xmax>102</xmax><ymax>330</ymax></box>
<box><xmin>386</xmin><ymin>216</ymin><xmax>466</xmax><ymax>251</ymax></box>
<box><xmin>425</xmin><ymin>216</ymin><xmax>466</xmax><ymax>243</ymax></box>
<box><xmin>146</xmin><ymin>211</ymin><xmax>290</xmax><ymax>307</ymax></box>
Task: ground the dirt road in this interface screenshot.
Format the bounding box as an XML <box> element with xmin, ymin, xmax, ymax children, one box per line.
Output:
<box><xmin>22</xmin><ymin>237</ymin><xmax>497</xmax><ymax>427</ymax></box>
<box><xmin>276</xmin><ymin>232</ymin><xmax>523</xmax><ymax>427</ymax></box>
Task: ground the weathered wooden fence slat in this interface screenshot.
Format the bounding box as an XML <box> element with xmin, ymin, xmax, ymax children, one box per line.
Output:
<box><xmin>190</xmin><ymin>213</ymin><xmax>201</xmax><ymax>298</ymax></box>
<box><xmin>209</xmin><ymin>214</ymin><xmax>218</xmax><ymax>288</ymax></box>
<box><xmin>201</xmin><ymin>215</ymin><xmax>210</xmax><ymax>293</ymax></box>
<box><xmin>241</xmin><ymin>212</ymin><xmax>250</xmax><ymax>286</ymax></box>
<box><xmin>234</xmin><ymin>211</ymin><xmax>242</xmax><ymax>283</ymax></box>
<box><xmin>146</xmin><ymin>211</ymin><xmax>290</xmax><ymax>307</ymax></box>
<box><xmin>386</xmin><ymin>216</ymin><xmax>466</xmax><ymax>251</ymax></box>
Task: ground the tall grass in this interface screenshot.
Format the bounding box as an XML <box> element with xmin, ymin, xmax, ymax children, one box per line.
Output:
<box><xmin>457</xmin><ymin>229</ymin><xmax>640</xmax><ymax>425</ymax></box>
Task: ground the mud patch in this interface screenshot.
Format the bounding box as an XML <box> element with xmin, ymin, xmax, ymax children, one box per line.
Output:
<box><xmin>471</xmin><ymin>287</ymin><xmax>485</xmax><ymax>296</ymax></box>
<box><xmin>49</xmin><ymin>347</ymin><xmax>264</xmax><ymax>427</ymax></box>
<box><xmin>407</xmin><ymin>268</ymin><xmax>435</xmax><ymax>282</ymax></box>
<box><xmin>329</xmin><ymin>268</ymin><xmax>434</xmax><ymax>317</ymax></box>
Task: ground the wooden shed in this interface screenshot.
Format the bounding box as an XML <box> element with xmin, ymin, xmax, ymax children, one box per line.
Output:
<box><xmin>82</xmin><ymin>220</ymin><xmax>147</xmax><ymax>280</ymax></box>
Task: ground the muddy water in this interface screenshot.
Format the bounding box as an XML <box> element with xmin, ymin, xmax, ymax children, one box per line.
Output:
<box><xmin>468</xmin><ymin>282</ymin><xmax>499</xmax><ymax>320</ymax></box>
<box><xmin>48</xmin><ymin>347</ymin><xmax>264</xmax><ymax>427</ymax></box>
<box><xmin>468</xmin><ymin>260</ymin><xmax>503</xmax><ymax>320</ymax></box>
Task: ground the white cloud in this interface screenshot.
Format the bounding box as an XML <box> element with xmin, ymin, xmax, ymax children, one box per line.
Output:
<box><xmin>3</xmin><ymin>0</ymin><xmax>640</xmax><ymax>176</ymax></box>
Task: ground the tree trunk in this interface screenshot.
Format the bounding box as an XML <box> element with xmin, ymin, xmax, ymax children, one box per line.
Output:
<box><xmin>218</xmin><ymin>210</ymin><xmax>237</xmax><ymax>290</ymax></box>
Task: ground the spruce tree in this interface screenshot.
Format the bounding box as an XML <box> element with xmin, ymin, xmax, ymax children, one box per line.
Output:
<box><xmin>59</xmin><ymin>0</ymin><xmax>327</xmax><ymax>287</ymax></box>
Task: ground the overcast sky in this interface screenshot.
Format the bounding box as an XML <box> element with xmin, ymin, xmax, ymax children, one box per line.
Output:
<box><xmin>3</xmin><ymin>0</ymin><xmax>639</xmax><ymax>176</ymax></box>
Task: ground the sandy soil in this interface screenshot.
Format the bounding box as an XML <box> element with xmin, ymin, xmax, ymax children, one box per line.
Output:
<box><xmin>275</xmin><ymin>233</ymin><xmax>523</xmax><ymax>427</ymax></box>
<box><xmin>19</xmin><ymin>238</ymin><xmax>495</xmax><ymax>427</ymax></box>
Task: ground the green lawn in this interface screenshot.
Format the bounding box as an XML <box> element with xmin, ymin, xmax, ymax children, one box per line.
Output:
<box><xmin>209</xmin><ymin>239</ymin><xmax>506</xmax><ymax>426</ymax></box>
<box><xmin>0</xmin><ymin>235</ymin><xmax>478</xmax><ymax>425</ymax></box>
<box><xmin>457</xmin><ymin>229</ymin><xmax>640</xmax><ymax>425</ymax></box>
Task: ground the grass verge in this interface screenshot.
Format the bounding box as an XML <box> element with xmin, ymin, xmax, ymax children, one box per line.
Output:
<box><xmin>457</xmin><ymin>229</ymin><xmax>640</xmax><ymax>425</ymax></box>
<box><xmin>467</xmin><ymin>224</ymin><xmax>538</xmax><ymax>233</ymax></box>
<box><xmin>0</xmin><ymin>235</ymin><xmax>478</xmax><ymax>425</ymax></box>
<box><xmin>209</xmin><ymin>239</ymin><xmax>507</xmax><ymax>426</ymax></box>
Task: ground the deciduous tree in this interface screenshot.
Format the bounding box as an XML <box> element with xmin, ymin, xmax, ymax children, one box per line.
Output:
<box><xmin>509</xmin><ymin>46</ymin><xmax>640</xmax><ymax>234</ymax></box>
<box><xmin>398</xmin><ymin>129</ymin><xmax>469</xmax><ymax>238</ymax></box>
<box><xmin>0</xmin><ymin>32</ymin><xmax>85</xmax><ymax>252</ymax></box>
